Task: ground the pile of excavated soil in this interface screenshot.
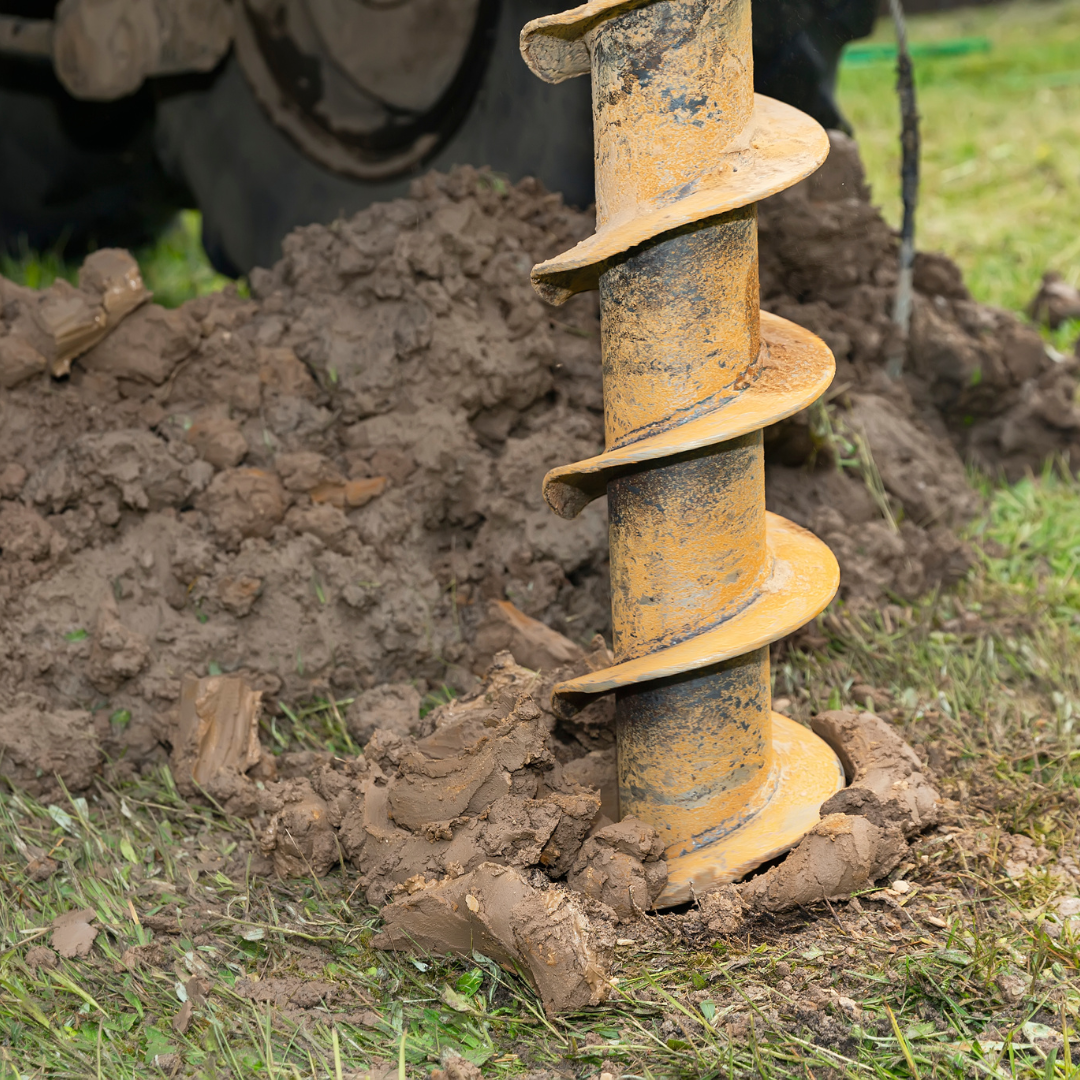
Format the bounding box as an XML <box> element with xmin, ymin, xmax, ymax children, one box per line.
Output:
<box><xmin>759</xmin><ymin>133</ymin><xmax>1080</xmax><ymax>603</ymax></box>
<box><xmin>0</xmin><ymin>138</ymin><xmax>1077</xmax><ymax>788</ymax></box>
<box><xmin>160</xmin><ymin>650</ymin><xmax>940</xmax><ymax>1016</ymax></box>
<box><xmin>0</xmin><ymin>170</ymin><xmax>609</xmax><ymax>780</ymax></box>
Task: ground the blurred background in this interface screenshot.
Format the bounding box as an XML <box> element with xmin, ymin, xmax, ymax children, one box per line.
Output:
<box><xmin>1</xmin><ymin>0</ymin><xmax>1078</xmax><ymax>342</ymax></box>
<box><xmin>843</xmin><ymin>0</ymin><xmax>1080</xmax><ymax>340</ymax></box>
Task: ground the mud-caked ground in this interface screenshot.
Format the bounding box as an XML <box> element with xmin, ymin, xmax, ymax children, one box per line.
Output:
<box><xmin>0</xmin><ymin>134</ymin><xmax>1076</xmax><ymax>796</ymax></box>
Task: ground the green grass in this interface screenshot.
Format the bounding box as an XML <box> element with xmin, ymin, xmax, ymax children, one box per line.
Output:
<box><xmin>4</xmin><ymin>471</ymin><xmax>1080</xmax><ymax>1079</ymax></box>
<box><xmin>837</xmin><ymin>0</ymin><xmax>1080</xmax><ymax>315</ymax></box>
<box><xmin>0</xmin><ymin>211</ymin><xmax>234</xmax><ymax>309</ymax></box>
<box><xmin>136</xmin><ymin>212</ymin><xmax>237</xmax><ymax>309</ymax></box>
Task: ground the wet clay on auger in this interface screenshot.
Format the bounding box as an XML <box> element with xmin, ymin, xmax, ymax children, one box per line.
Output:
<box><xmin>160</xmin><ymin>639</ymin><xmax>938</xmax><ymax>1012</ymax></box>
<box><xmin>738</xmin><ymin>710</ymin><xmax>940</xmax><ymax>912</ymax></box>
<box><xmin>174</xmin><ymin>649</ymin><xmax>663</xmax><ymax>1015</ymax></box>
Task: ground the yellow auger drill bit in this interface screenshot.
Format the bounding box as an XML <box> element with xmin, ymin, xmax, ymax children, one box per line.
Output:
<box><xmin>521</xmin><ymin>0</ymin><xmax>846</xmax><ymax>906</ymax></box>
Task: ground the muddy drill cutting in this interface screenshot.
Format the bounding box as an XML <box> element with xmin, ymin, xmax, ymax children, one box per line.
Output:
<box><xmin>521</xmin><ymin>0</ymin><xmax>847</xmax><ymax>904</ymax></box>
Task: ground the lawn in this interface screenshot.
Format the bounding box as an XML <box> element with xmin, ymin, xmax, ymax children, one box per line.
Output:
<box><xmin>838</xmin><ymin>0</ymin><xmax>1080</xmax><ymax>319</ymax></box>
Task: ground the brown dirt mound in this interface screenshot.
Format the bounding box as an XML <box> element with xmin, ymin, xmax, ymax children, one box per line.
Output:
<box><xmin>760</xmin><ymin>132</ymin><xmax>1080</xmax><ymax>599</ymax></box>
<box><xmin>156</xmin><ymin>646</ymin><xmax>940</xmax><ymax>1015</ymax></box>
<box><xmin>0</xmin><ymin>142</ymin><xmax>1075</xmax><ymax>786</ymax></box>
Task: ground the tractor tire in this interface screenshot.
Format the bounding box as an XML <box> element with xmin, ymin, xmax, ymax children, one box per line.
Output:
<box><xmin>153</xmin><ymin>0</ymin><xmax>594</xmax><ymax>275</ymax></box>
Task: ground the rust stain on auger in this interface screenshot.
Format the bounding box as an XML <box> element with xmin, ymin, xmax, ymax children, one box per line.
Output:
<box><xmin>521</xmin><ymin>0</ymin><xmax>846</xmax><ymax>907</ymax></box>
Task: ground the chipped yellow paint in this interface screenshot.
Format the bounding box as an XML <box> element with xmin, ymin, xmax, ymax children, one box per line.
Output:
<box><xmin>521</xmin><ymin>0</ymin><xmax>844</xmax><ymax>906</ymax></box>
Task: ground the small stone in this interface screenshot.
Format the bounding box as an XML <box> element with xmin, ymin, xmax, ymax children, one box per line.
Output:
<box><xmin>186</xmin><ymin>415</ymin><xmax>248</xmax><ymax>469</ymax></box>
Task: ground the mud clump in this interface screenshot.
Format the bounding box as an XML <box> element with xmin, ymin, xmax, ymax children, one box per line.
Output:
<box><xmin>280</xmin><ymin>650</ymin><xmax>635</xmax><ymax>912</ymax></box>
<box><xmin>812</xmin><ymin>710</ymin><xmax>940</xmax><ymax>835</ymax></box>
<box><xmin>203</xmin><ymin>659</ymin><xmax>933</xmax><ymax>1007</ymax></box>
<box><xmin>50</xmin><ymin>908</ymin><xmax>100</xmax><ymax>959</ymax></box>
<box><xmin>739</xmin><ymin>813</ymin><xmax>908</xmax><ymax>913</ymax></box>
<box><xmin>170</xmin><ymin>674</ymin><xmax>267</xmax><ymax>793</ymax></box>
<box><xmin>567</xmin><ymin>818</ymin><xmax>668</xmax><ymax>918</ymax></box>
<box><xmin>151</xmin><ymin>649</ymin><xmax>655</xmax><ymax>1014</ymax></box>
<box><xmin>737</xmin><ymin>710</ymin><xmax>940</xmax><ymax>913</ymax></box>
<box><xmin>345</xmin><ymin>683</ymin><xmax>423</xmax><ymax>745</ymax></box>
<box><xmin>0</xmin><ymin>697</ymin><xmax>101</xmax><ymax>800</ymax></box>
<box><xmin>0</xmin><ymin>248</ymin><xmax>150</xmax><ymax>381</ymax></box>
<box><xmin>375</xmin><ymin>862</ymin><xmax>617</xmax><ymax>1016</ymax></box>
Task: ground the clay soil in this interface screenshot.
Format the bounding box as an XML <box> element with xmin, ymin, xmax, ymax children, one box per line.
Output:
<box><xmin>1</xmin><ymin>133</ymin><xmax>1077</xmax><ymax>796</ymax></box>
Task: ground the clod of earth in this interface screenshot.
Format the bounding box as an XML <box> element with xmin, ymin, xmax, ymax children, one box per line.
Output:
<box><xmin>474</xmin><ymin>597</ymin><xmax>585</xmax><ymax>672</ymax></box>
<box><xmin>345</xmin><ymin>682</ymin><xmax>423</xmax><ymax>745</ymax></box>
<box><xmin>430</xmin><ymin>1057</ymin><xmax>483</xmax><ymax>1080</ymax></box>
<box><xmin>0</xmin><ymin>697</ymin><xmax>100</xmax><ymax>801</ymax></box>
<box><xmin>373</xmin><ymin>862</ymin><xmax>617</xmax><ymax>1017</ymax></box>
<box><xmin>50</xmin><ymin>908</ymin><xmax>99</xmax><ymax>958</ymax></box>
<box><xmin>171</xmin><ymin>674</ymin><xmax>266</xmax><ymax>791</ymax></box>
<box><xmin>812</xmin><ymin>709</ymin><xmax>940</xmax><ymax>836</ymax></box>
<box><xmin>738</xmin><ymin>709</ymin><xmax>940</xmax><ymax>912</ymax></box>
<box><xmin>566</xmin><ymin>817</ymin><xmax>668</xmax><ymax>918</ymax></box>
<box><xmin>1028</xmin><ymin>271</ymin><xmax>1080</xmax><ymax>330</ymax></box>
<box><xmin>25</xmin><ymin>945</ymin><xmax>58</xmax><ymax>970</ymax></box>
<box><xmin>0</xmin><ymin>249</ymin><xmax>149</xmax><ymax>380</ymax></box>
<box><xmin>738</xmin><ymin>812</ymin><xmax>908</xmax><ymax>913</ymax></box>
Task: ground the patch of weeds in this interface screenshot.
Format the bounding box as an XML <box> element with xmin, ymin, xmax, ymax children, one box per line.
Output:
<box><xmin>0</xmin><ymin>239</ymin><xmax>77</xmax><ymax>291</ymax></box>
<box><xmin>970</xmin><ymin>460</ymin><xmax>1080</xmax><ymax>621</ymax></box>
<box><xmin>266</xmin><ymin>696</ymin><xmax>357</xmax><ymax>757</ymax></box>
<box><xmin>137</xmin><ymin>211</ymin><xmax>238</xmax><ymax>309</ymax></box>
<box><xmin>1042</xmin><ymin>317</ymin><xmax>1080</xmax><ymax>356</ymax></box>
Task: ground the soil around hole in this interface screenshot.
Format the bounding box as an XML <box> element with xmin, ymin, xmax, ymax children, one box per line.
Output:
<box><xmin>0</xmin><ymin>142</ymin><xmax>1073</xmax><ymax>792</ymax></box>
<box><xmin>0</xmin><ymin>138</ymin><xmax>1070</xmax><ymax>1012</ymax></box>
